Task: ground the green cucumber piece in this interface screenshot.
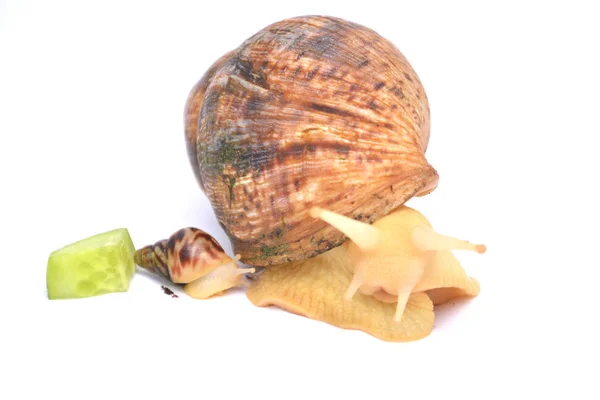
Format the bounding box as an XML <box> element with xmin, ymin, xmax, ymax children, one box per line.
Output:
<box><xmin>46</xmin><ymin>228</ymin><xmax>136</xmax><ymax>299</ymax></box>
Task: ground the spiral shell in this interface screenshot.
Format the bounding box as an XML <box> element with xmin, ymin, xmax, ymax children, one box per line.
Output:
<box><xmin>184</xmin><ymin>15</ymin><xmax>438</xmax><ymax>266</ymax></box>
<box><xmin>134</xmin><ymin>227</ymin><xmax>231</xmax><ymax>283</ymax></box>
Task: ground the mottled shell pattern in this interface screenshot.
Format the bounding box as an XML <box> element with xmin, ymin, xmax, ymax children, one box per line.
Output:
<box><xmin>134</xmin><ymin>227</ymin><xmax>231</xmax><ymax>283</ymax></box>
<box><xmin>184</xmin><ymin>15</ymin><xmax>438</xmax><ymax>267</ymax></box>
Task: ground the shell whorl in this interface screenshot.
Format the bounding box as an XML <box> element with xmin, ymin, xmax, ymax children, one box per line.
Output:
<box><xmin>135</xmin><ymin>239</ymin><xmax>170</xmax><ymax>280</ymax></box>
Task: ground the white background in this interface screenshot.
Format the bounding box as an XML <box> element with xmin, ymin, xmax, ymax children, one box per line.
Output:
<box><xmin>1</xmin><ymin>0</ymin><xmax>599</xmax><ymax>398</ymax></box>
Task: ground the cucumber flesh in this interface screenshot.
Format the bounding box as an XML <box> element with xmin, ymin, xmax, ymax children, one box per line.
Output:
<box><xmin>46</xmin><ymin>228</ymin><xmax>136</xmax><ymax>299</ymax></box>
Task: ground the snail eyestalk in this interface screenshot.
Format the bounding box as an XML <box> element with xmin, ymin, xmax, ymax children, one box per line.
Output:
<box><xmin>412</xmin><ymin>226</ymin><xmax>487</xmax><ymax>254</ymax></box>
<box><xmin>309</xmin><ymin>207</ymin><xmax>380</xmax><ymax>251</ymax></box>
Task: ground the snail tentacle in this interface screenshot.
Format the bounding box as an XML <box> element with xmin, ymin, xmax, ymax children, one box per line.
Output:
<box><xmin>412</xmin><ymin>226</ymin><xmax>487</xmax><ymax>254</ymax></box>
<box><xmin>393</xmin><ymin>259</ymin><xmax>425</xmax><ymax>323</ymax></box>
<box><xmin>309</xmin><ymin>207</ymin><xmax>380</xmax><ymax>251</ymax></box>
<box><xmin>344</xmin><ymin>273</ymin><xmax>364</xmax><ymax>301</ymax></box>
<box><xmin>184</xmin><ymin>256</ymin><xmax>256</xmax><ymax>299</ymax></box>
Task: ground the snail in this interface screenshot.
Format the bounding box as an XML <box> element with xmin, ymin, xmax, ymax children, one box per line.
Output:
<box><xmin>138</xmin><ymin>15</ymin><xmax>487</xmax><ymax>341</ymax></box>
<box><xmin>134</xmin><ymin>227</ymin><xmax>254</xmax><ymax>299</ymax></box>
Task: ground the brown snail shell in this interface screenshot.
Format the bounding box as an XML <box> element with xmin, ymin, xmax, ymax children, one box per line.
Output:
<box><xmin>184</xmin><ymin>15</ymin><xmax>438</xmax><ymax>267</ymax></box>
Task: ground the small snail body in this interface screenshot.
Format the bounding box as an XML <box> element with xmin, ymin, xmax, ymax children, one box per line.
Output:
<box><xmin>184</xmin><ymin>15</ymin><xmax>438</xmax><ymax>267</ymax></box>
<box><xmin>135</xmin><ymin>228</ymin><xmax>255</xmax><ymax>299</ymax></box>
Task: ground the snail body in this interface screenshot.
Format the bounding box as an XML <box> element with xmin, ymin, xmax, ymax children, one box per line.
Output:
<box><xmin>246</xmin><ymin>205</ymin><xmax>484</xmax><ymax>340</ymax></box>
<box><xmin>184</xmin><ymin>15</ymin><xmax>438</xmax><ymax>267</ymax></box>
<box><xmin>134</xmin><ymin>227</ymin><xmax>254</xmax><ymax>298</ymax></box>
<box><xmin>310</xmin><ymin>206</ymin><xmax>486</xmax><ymax>322</ymax></box>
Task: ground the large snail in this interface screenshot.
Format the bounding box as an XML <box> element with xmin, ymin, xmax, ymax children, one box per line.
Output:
<box><xmin>136</xmin><ymin>15</ymin><xmax>486</xmax><ymax>342</ymax></box>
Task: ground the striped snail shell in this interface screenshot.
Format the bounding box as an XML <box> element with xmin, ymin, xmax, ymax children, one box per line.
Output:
<box><xmin>135</xmin><ymin>227</ymin><xmax>254</xmax><ymax>299</ymax></box>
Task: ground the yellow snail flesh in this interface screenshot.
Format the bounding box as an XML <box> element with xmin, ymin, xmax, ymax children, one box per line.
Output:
<box><xmin>247</xmin><ymin>206</ymin><xmax>484</xmax><ymax>341</ymax></box>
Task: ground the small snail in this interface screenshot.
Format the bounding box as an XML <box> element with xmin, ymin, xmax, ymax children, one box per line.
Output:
<box><xmin>134</xmin><ymin>227</ymin><xmax>255</xmax><ymax>299</ymax></box>
<box><xmin>184</xmin><ymin>15</ymin><xmax>438</xmax><ymax>266</ymax></box>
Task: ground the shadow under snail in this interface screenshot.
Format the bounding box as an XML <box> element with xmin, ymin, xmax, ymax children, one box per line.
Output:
<box><xmin>135</xmin><ymin>15</ymin><xmax>486</xmax><ymax>342</ymax></box>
